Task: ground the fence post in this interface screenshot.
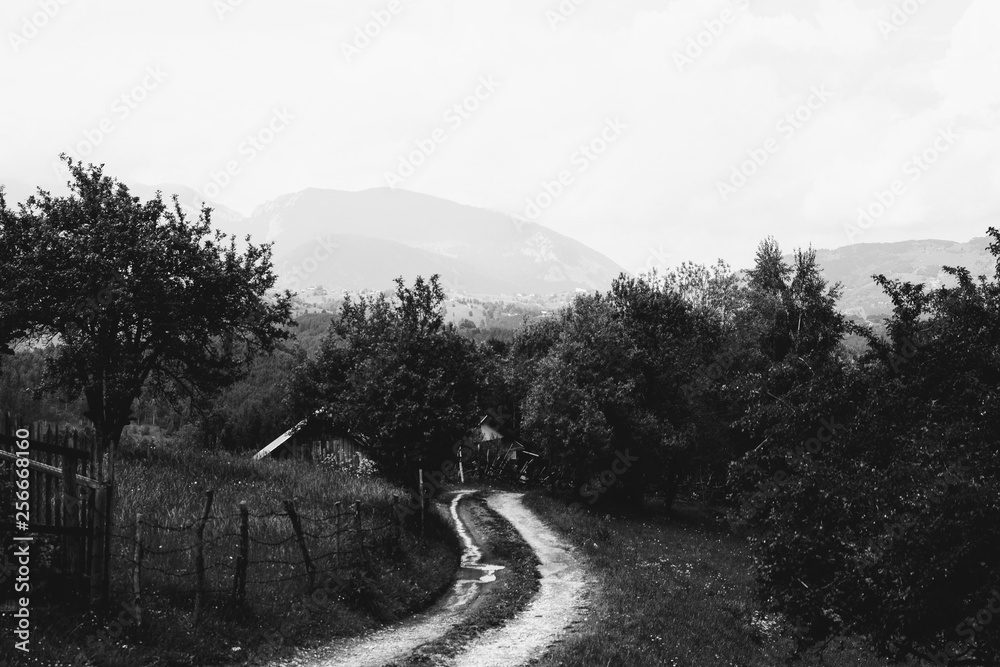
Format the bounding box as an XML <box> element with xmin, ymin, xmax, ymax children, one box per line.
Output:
<box><xmin>285</xmin><ymin>500</ymin><xmax>316</xmax><ymax>590</ymax></box>
<box><xmin>193</xmin><ymin>490</ymin><xmax>215</xmax><ymax>625</ymax></box>
<box><xmin>133</xmin><ymin>514</ymin><xmax>144</xmax><ymax>628</ymax></box>
<box><xmin>354</xmin><ymin>500</ymin><xmax>365</xmax><ymax>559</ymax></box>
<box><xmin>89</xmin><ymin>484</ymin><xmax>108</xmax><ymax>608</ymax></box>
<box><xmin>61</xmin><ymin>452</ymin><xmax>83</xmax><ymax>586</ymax></box>
<box><xmin>232</xmin><ymin>501</ymin><xmax>249</xmax><ymax>605</ymax></box>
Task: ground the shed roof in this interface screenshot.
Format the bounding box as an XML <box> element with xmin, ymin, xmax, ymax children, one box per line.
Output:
<box><xmin>252</xmin><ymin>418</ymin><xmax>309</xmax><ymax>461</ymax></box>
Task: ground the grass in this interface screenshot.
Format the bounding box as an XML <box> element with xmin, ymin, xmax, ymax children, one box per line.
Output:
<box><xmin>10</xmin><ymin>426</ymin><xmax>462</xmax><ymax>667</ymax></box>
<box><xmin>520</xmin><ymin>493</ymin><xmax>893</xmax><ymax>667</ymax></box>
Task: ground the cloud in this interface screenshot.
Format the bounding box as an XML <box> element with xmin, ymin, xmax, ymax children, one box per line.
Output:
<box><xmin>0</xmin><ymin>0</ymin><xmax>996</xmax><ymax>271</ymax></box>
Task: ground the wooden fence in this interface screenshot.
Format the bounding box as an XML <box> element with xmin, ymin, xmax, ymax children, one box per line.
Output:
<box><xmin>0</xmin><ymin>415</ymin><xmax>109</xmax><ymax>602</ymax></box>
<box><xmin>108</xmin><ymin>492</ymin><xmax>407</xmax><ymax>621</ymax></box>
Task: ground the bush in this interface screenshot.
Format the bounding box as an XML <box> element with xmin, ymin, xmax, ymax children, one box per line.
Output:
<box><xmin>321</xmin><ymin>453</ymin><xmax>379</xmax><ymax>478</ymax></box>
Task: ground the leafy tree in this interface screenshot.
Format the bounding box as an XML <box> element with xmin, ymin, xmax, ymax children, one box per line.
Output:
<box><xmin>661</xmin><ymin>260</ymin><xmax>743</xmax><ymax>333</ymax></box>
<box><xmin>500</xmin><ymin>315</ymin><xmax>566</xmax><ymax>436</ymax></box>
<box><xmin>292</xmin><ymin>276</ymin><xmax>482</xmax><ymax>480</ymax></box>
<box><xmin>747</xmin><ymin>235</ymin><xmax>791</xmax><ymax>293</ymax></box>
<box><xmin>737</xmin><ymin>229</ymin><xmax>1000</xmax><ymax>665</ymax></box>
<box><xmin>522</xmin><ymin>292</ymin><xmax>650</xmax><ymax>505</ymax></box>
<box><xmin>0</xmin><ymin>347</ymin><xmax>86</xmax><ymax>423</ymax></box>
<box><xmin>0</xmin><ymin>159</ymin><xmax>293</xmax><ymax>479</ymax></box>
<box><xmin>520</xmin><ymin>276</ymin><xmax>718</xmax><ymax>510</ymax></box>
<box><xmin>725</xmin><ymin>241</ymin><xmax>848</xmax><ymax>463</ymax></box>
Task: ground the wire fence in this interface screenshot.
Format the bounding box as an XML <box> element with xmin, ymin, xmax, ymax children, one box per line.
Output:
<box><xmin>107</xmin><ymin>491</ymin><xmax>408</xmax><ymax>620</ymax></box>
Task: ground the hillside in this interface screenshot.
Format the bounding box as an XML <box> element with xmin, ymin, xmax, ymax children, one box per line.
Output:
<box><xmin>809</xmin><ymin>236</ymin><xmax>996</xmax><ymax>319</ymax></box>
<box><xmin>245</xmin><ymin>187</ymin><xmax>626</xmax><ymax>296</ymax></box>
<box><xmin>117</xmin><ymin>182</ymin><xmax>997</xmax><ymax>318</ymax></box>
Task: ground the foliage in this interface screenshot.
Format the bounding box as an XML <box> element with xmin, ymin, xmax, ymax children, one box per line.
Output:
<box><xmin>292</xmin><ymin>275</ymin><xmax>483</xmax><ymax>480</ymax></box>
<box><xmin>293</xmin><ymin>312</ymin><xmax>337</xmax><ymax>356</ymax></box>
<box><xmin>321</xmin><ymin>452</ymin><xmax>380</xmax><ymax>478</ymax></box>
<box><xmin>734</xmin><ymin>229</ymin><xmax>1000</xmax><ymax>665</ymax></box>
<box><xmin>0</xmin><ymin>346</ymin><xmax>86</xmax><ymax>423</ymax></box>
<box><xmin>0</xmin><ymin>159</ymin><xmax>294</xmax><ymax>453</ymax></box>
<box><xmin>519</xmin><ymin>275</ymin><xmax>721</xmax><ymax>509</ymax></box>
<box><xmin>198</xmin><ymin>349</ymin><xmax>299</xmax><ymax>451</ymax></box>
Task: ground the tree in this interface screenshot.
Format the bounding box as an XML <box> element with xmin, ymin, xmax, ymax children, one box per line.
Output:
<box><xmin>660</xmin><ymin>259</ymin><xmax>743</xmax><ymax>333</ymax></box>
<box><xmin>0</xmin><ymin>159</ymin><xmax>293</xmax><ymax>480</ymax></box>
<box><xmin>292</xmin><ymin>276</ymin><xmax>482</xmax><ymax>480</ymax></box>
<box><xmin>746</xmin><ymin>236</ymin><xmax>791</xmax><ymax>293</ymax></box>
<box><xmin>736</xmin><ymin>229</ymin><xmax>1000</xmax><ymax>665</ymax></box>
<box><xmin>521</xmin><ymin>292</ymin><xmax>648</xmax><ymax>505</ymax></box>
<box><xmin>520</xmin><ymin>276</ymin><xmax>718</xmax><ymax>510</ymax></box>
<box><xmin>724</xmin><ymin>241</ymin><xmax>848</xmax><ymax>464</ymax></box>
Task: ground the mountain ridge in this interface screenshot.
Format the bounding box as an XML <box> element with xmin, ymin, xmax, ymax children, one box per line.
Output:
<box><xmin>122</xmin><ymin>182</ymin><xmax>998</xmax><ymax>312</ymax></box>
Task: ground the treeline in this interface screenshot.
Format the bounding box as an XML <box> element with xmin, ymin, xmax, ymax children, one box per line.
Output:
<box><xmin>287</xmin><ymin>232</ymin><xmax>1000</xmax><ymax>664</ymax></box>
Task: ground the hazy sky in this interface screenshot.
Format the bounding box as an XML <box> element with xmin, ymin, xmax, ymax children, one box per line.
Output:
<box><xmin>1</xmin><ymin>0</ymin><xmax>997</xmax><ymax>273</ymax></box>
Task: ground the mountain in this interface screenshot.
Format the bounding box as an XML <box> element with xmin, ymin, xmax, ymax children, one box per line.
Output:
<box><xmin>117</xmin><ymin>181</ymin><xmax>996</xmax><ymax>309</ymax></box>
<box><xmin>808</xmin><ymin>237</ymin><xmax>997</xmax><ymax>319</ymax></box>
<box><xmin>277</xmin><ymin>234</ymin><xmax>522</xmax><ymax>295</ymax></box>
<box><xmin>243</xmin><ymin>187</ymin><xmax>627</xmax><ymax>295</ymax></box>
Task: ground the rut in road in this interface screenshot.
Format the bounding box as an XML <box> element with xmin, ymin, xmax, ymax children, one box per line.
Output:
<box><xmin>448</xmin><ymin>492</ymin><xmax>590</xmax><ymax>667</ymax></box>
<box><xmin>272</xmin><ymin>491</ymin><xmax>589</xmax><ymax>667</ymax></box>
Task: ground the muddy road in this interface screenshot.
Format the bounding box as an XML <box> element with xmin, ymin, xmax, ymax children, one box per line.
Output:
<box><xmin>271</xmin><ymin>491</ymin><xmax>590</xmax><ymax>667</ymax></box>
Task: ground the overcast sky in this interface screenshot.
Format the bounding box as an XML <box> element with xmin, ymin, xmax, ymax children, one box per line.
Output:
<box><xmin>1</xmin><ymin>0</ymin><xmax>997</xmax><ymax>273</ymax></box>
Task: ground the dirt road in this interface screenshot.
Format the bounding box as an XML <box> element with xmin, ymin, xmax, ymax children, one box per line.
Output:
<box><xmin>276</xmin><ymin>491</ymin><xmax>590</xmax><ymax>667</ymax></box>
<box><xmin>449</xmin><ymin>492</ymin><xmax>590</xmax><ymax>667</ymax></box>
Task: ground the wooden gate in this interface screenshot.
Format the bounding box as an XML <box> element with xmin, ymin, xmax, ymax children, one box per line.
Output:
<box><xmin>0</xmin><ymin>414</ymin><xmax>106</xmax><ymax>602</ymax></box>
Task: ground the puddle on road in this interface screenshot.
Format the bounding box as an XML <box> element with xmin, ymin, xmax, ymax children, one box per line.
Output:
<box><xmin>447</xmin><ymin>491</ymin><xmax>505</xmax><ymax>610</ymax></box>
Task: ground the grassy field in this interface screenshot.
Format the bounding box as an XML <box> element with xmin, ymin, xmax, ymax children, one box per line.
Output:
<box><xmin>13</xmin><ymin>427</ymin><xmax>461</xmax><ymax>667</ymax></box>
<box><xmin>521</xmin><ymin>493</ymin><xmax>893</xmax><ymax>667</ymax></box>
